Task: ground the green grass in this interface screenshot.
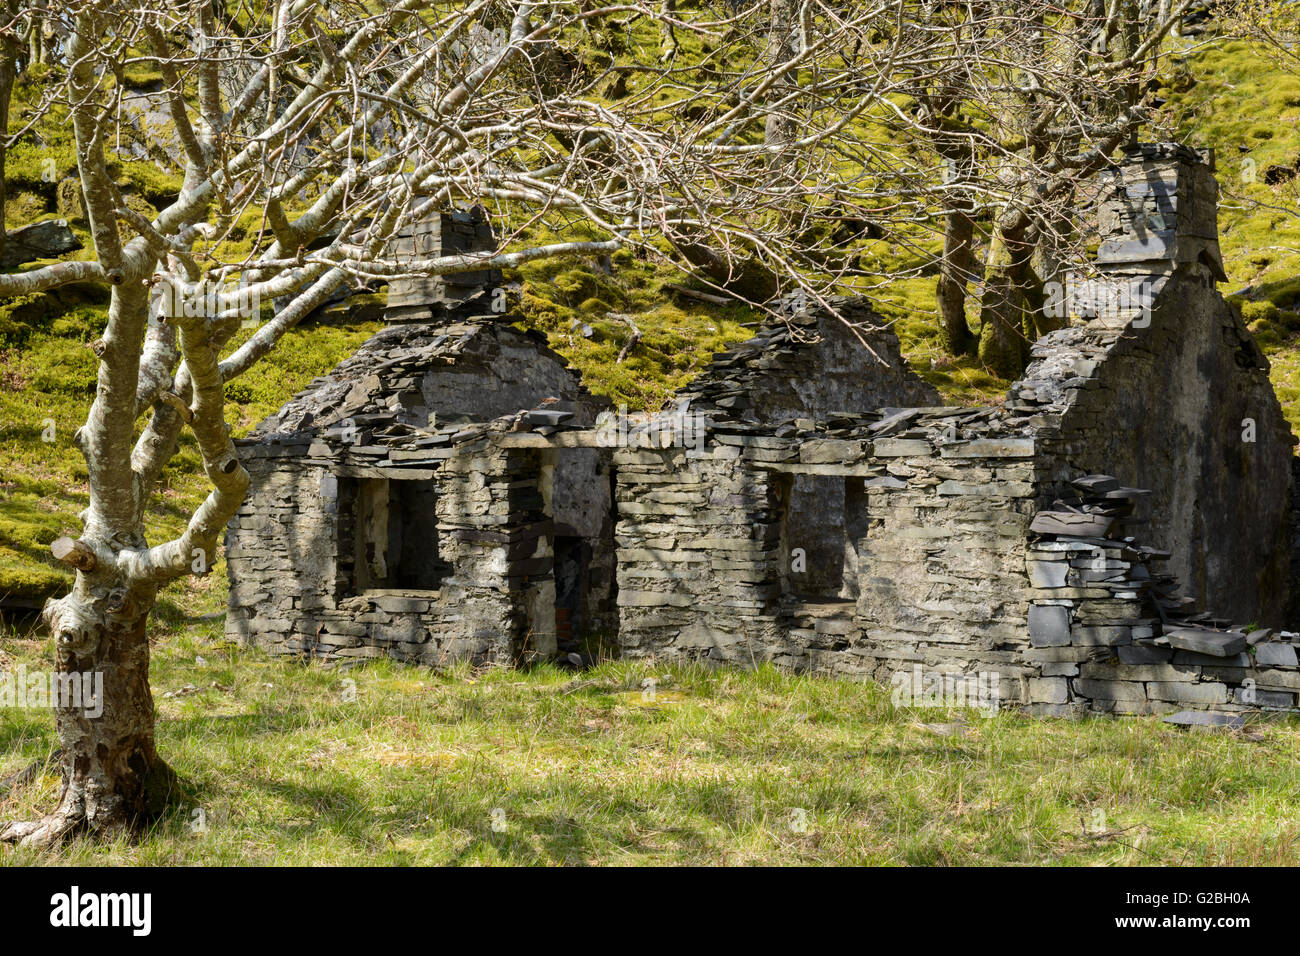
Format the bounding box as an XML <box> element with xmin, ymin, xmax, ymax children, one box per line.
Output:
<box><xmin>3</xmin><ymin>597</ymin><xmax>1299</xmax><ymax>865</ymax></box>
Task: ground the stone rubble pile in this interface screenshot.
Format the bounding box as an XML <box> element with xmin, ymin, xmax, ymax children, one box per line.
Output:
<box><xmin>1026</xmin><ymin>474</ymin><xmax>1300</xmax><ymax>716</ymax></box>
<box><xmin>675</xmin><ymin>296</ymin><xmax>938</xmax><ymax>424</ymax></box>
<box><xmin>252</xmin><ymin>313</ymin><xmax>600</xmax><ymax>444</ymax></box>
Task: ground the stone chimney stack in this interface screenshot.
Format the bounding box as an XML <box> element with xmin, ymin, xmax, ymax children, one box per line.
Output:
<box><xmin>384</xmin><ymin>206</ymin><xmax>503</xmax><ymax>323</ymax></box>
<box><xmin>1094</xmin><ymin>142</ymin><xmax>1227</xmax><ymax>282</ymax></box>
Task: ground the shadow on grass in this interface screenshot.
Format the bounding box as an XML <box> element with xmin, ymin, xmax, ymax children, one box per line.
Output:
<box><xmin>181</xmin><ymin>768</ymin><xmax>750</xmax><ymax>865</ymax></box>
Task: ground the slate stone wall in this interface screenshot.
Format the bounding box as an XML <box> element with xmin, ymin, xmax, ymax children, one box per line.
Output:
<box><xmin>612</xmin><ymin>422</ymin><xmax>1300</xmax><ymax>717</ymax></box>
<box><xmin>1025</xmin><ymin>273</ymin><xmax>1294</xmax><ymax>626</ymax></box>
<box><xmin>255</xmin><ymin>318</ymin><xmax>603</xmax><ymax>436</ymax></box>
<box><xmin>226</xmin><ymin>439</ymin><xmax>555</xmax><ymax>664</ymax></box>
<box><xmin>613</xmin><ymin>425</ymin><xmax>1045</xmax><ymax>703</ymax></box>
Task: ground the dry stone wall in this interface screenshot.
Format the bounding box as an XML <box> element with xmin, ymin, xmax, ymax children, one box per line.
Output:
<box><xmin>227</xmin><ymin>434</ymin><xmax>555</xmax><ymax>664</ymax></box>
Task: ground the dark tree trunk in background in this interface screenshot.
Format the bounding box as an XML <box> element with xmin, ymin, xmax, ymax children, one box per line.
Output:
<box><xmin>672</xmin><ymin>233</ymin><xmax>780</xmax><ymax>302</ymax></box>
<box><xmin>937</xmin><ymin>197</ymin><xmax>978</xmax><ymax>356</ymax></box>
<box><xmin>978</xmin><ymin>226</ymin><xmax>1037</xmax><ymax>378</ymax></box>
<box><xmin>978</xmin><ymin>272</ymin><xmax>1027</xmax><ymax>378</ymax></box>
<box><xmin>0</xmin><ymin>5</ymin><xmax>18</xmax><ymax>266</ymax></box>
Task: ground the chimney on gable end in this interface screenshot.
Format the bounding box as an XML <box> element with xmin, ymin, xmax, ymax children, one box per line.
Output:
<box><xmin>384</xmin><ymin>205</ymin><xmax>503</xmax><ymax>323</ymax></box>
<box><xmin>1094</xmin><ymin>142</ymin><xmax>1227</xmax><ymax>283</ymax></box>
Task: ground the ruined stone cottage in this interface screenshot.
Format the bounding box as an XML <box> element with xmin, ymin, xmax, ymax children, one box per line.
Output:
<box><xmin>227</xmin><ymin>144</ymin><xmax>1300</xmax><ymax>720</ymax></box>
<box><xmin>225</xmin><ymin>209</ymin><xmax>618</xmax><ymax>663</ymax></box>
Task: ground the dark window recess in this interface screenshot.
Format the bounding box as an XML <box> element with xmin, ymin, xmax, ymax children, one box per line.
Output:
<box><xmin>778</xmin><ymin>473</ymin><xmax>862</xmax><ymax>604</ymax></box>
<box><xmin>339</xmin><ymin>477</ymin><xmax>449</xmax><ymax>594</ymax></box>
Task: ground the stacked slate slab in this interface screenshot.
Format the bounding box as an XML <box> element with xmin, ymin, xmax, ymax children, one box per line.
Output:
<box><xmin>675</xmin><ymin>295</ymin><xmax>939</xmax><ymax>424</ymax></box>
<box><xmin>1026</xmin><ymin>474</ymin><xmax>1300</xmax><ymax>716</ymax></box>
<box><xmin>1095</xmin><ymin>142</ymin><xmax>1226</xmax><ymax>282</ymax></box>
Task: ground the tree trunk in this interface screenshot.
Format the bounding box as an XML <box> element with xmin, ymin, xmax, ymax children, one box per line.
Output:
<box><xmin>658</xmin><ymin>0</ymin><xmax>677</xmax><ymax>61</ymax></box>
<box><xmin>978</xmin><ymin>227</ymin><xmax>1032</xmax><ymax>378</ymax></box>
<box><xmin>0</xmin><ymin>578</ymin><xmax>174</xmax><ymax>847</ymax></box>
<box><xmin>1020</xmin><ymin>256</ymin><xmax>1055</xmax><ymax>341</ymax></box>
<box><xmin>937</xmin><ymin>201</ymin><xmax>978</xmax><ymax>356</ymax></box>
<box><xmin>0</xmin><ymin>19</ymin><xmax>17</xmax><ymax>266</ymax></box>
<box><xmin>764</xmin><ymin>0</ymin><xmax>800</xmax><ymax>149</ymax></box>
<box><xmin>670</xmin><ymin>232</ymin><xmax>779</xmax><ymax>302</ymax></box>
<box><xmin>978</xmin><ymin>271</ymin><xmax>1027</xmax><ymax>378</ymax></box>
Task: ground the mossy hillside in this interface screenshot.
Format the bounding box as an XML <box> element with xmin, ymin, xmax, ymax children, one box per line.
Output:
<box><xmin>4</xmin><ymin>31</ymin><xmax>1300</xmax><ymax>602</ymax></box>
<box><xmin>6</xmin><ymin>63</ymin><xmax>184</xmax><ymax>221</ymax></box>
<box><xmin>493</xmin><ymin>9</ymin><xmax>1014</xmax><ymax>406</ymax></box>
<box><xmin>1161</xmin><ymin>40</ymin><xmax>1300</xmax><ymax>433</ymax></box>
<box><xmin>509</xmin><ymin>235</ymin><xmax>759</xmax><ymax>411</ymax></box>
<box><xmin>0</xmin><ymin>287</ymin><xmax>380</xmax><ymax>600</ymax></box>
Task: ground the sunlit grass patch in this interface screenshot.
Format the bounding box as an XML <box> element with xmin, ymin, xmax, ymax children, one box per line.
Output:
<box><xmin>3</xmin><ymin>630</ymin><xmax>1300</xmax><ymax>866</ymax></box>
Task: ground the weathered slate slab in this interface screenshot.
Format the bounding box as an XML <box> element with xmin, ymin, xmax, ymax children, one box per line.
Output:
<box><xmin>1147</xmin><ymin>681</ymin><xmax>1228</xmax><ymax>704</ymax></box>
<box><xmin>872</xmin><ymin>438</ymin><xmax>931</xmax><ymax>457</ymax></box>
<box><xmin>939</xmin><ymin>438</ymin><xmax>1035</xmax><ymax>458</ymax></box>
<box><xmin>1028</xmin><ymin>605</ymin><xmax>1071</xmax><ymax>646</ymax></box>
<box><xmin>1070</xmin><ymin>474</ymin><xmax>1120</xmax><ymax>495</ymax></box>
<box><xmin>1118</xmin><ymin>644</ymin><xmax>1174</xmax><ymax>664</ymax></box>
<box><xmin>1029</xmin><ymin>511</ymin><xmax>1115</xmax><ymax>538</ymax></box>
<box><xmin>1164</xmin><ymin>627</ymin><xmax>1247</xmax><ymax>658</ymax></box>
<box><xmin>523</xmin><ymin>409</ymin><xmax>574</xmax><ymax>427</ymax></box>
<box><xmin>1026</xmin><ymin>559</ymin><xmax>1068</xmax><ymax>588</ymax></box>
<box><xmin>867</xmin><ymin>408</ymin><xmax>920</xmax><ymax>436</ymax></box>
<box><xmin>1254</xmin><ymin>642</ymin><xmax>1299</xmax><ymax>668</ymax></box>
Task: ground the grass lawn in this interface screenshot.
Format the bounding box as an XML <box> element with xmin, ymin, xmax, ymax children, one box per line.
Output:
<box><xmin>3</xmin><ymin>592</ymin><xmax>1300</xmax><ymax>866</ymax></box>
